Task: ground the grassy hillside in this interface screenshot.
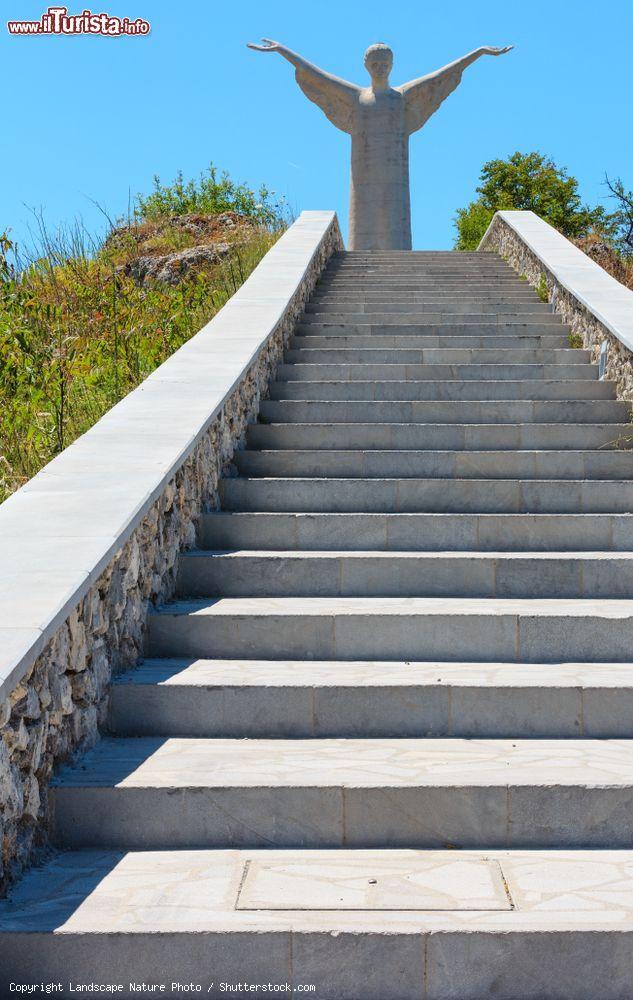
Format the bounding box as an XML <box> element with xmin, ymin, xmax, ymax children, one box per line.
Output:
<box><xmin>0</xmin><ymin>167</ymin><xmax>287</xmax><ymax>502</ymax></box>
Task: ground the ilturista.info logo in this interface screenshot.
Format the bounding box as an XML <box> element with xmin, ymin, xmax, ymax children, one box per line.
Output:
<box><xmin>7</xmin><ymin>6</ymin><xmax>151</xmax><ymax>35</ymax></box>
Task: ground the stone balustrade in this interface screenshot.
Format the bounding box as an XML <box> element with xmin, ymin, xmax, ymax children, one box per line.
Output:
<box><xmin>480</xmin><ymin>210</ymin><xmax>633</xmax><ymax>406</ymax></box>
<box><xmin>0</xmin><ymin>211</ymin><xmax>342</xmax><ymax>891</ymax></box>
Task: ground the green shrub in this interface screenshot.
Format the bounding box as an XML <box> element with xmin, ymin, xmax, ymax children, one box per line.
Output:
<box><xmin>136</xmin><ymin>164</ymin><xmax>287</xmax><ymax>228</ymax></box>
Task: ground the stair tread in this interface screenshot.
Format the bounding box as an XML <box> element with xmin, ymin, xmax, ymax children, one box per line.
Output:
<box><xmin>118</xmin><ymin>657</ymin><xmax>633</xmax><ymax>688</ymax></box>
<box><xmin>52</xmin><ymin>735</ymin><xmax>633</xmax><ymax>788</ymax></box>
<box><xmin>186</xmin><ymin>549</ymin><xmax>633</xmax><ymax>560</ymax></box>
<box><xmin>156</xmin><ymin>595</ymin><xmax>633</xmax><ymax>617</ymax></box>
<box><xmin>5</xmin><ymin>848</ymin><xmax>633</xmax><ymax>935</ymax></box>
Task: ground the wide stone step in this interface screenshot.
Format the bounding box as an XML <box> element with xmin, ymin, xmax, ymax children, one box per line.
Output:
<box><xmin>5</xmin><ymin>847</ymin><xmax>633</xmax><ymax>1000</ymax></box>
<box><xmin>219</xmin><ymin>477</ymin><xmax>633</xmax><ymax>513</ymax></box>
<box><xmin>148</xmin><ymin>596</ymin><xmax>633</xmax><ymax>662</ymax></box>
<box><xmin>200</xmin><ymin>511</ymin><xmax>633</xmax><ymax>552</ymax></box>
<box><xmin>109</xmin><ymin>658</ymin><xmax>633</xmax><ymax>738</ymax></box>
<box><xmin>318</xmin><ymin>278</ymin><xmax>535</xmax><ymax>289</ymax></box>
<box><xmin>259</xmin><ymin>399</ymin><xmax>630</xmax><ymax>424</ymax></box>
<box><xmin>306</xmin><ymin>301</ymin><xmax>551</xmax><ymax>314</ymax></box>
<box><xmin>269</xmin><ymin>380</ymin><xmax>611</xmax><ymax>402</ymax></box>
<box><xmin>329</xmin><ymin>260</ymin><xmax>512</xmax><ymax>268</ymax></box>
<box><xmin>233</xmin><ymin>449</ymin><xmax>633</xmax><ymax>480</ymax></box>
<box><xmin>277</xmin><ymin>363</ymin><xmax>595</xmax><ymax>381</ymax></box>
<box><xmin>301</xmin><ymin>323</ymin><xmax>569</xmax><ymax>339</ymax></box>
<box><xmin>247</xmin><ymin>422</ymin><xmax>632</xmax><ymax>451</ymax></box>
<box><xmin>178</xmin><ymin>549</ymin><xmax>633</xmax><ymax>599</ymax></box>
<box><xmin>328</xmin><ymin>267</ymin><xmax>515</xmax><ymax>276</ymax></box>
<box><xmin>296</xmin><ymin>322</ymin><xmax>570</xmax><ymax>337</ymax></box>
<box><xmin>292</xmin><ymin>333</ymin><xmax>571</xmax><ymax>348</ymax></box>
<box><xmin>312</xmin><ymin>294</ymin><xmax>541</xmax><ymax>306</ymax></box>
<box><xmin>301</xmin><ymin>312</ymin><xmax>561</xmax><ymax>326</ymax></box>
<box><xmin>52</xmin><ymin>734</ymin><xmax>633</xmax><ymax>847</ymax></box>
<box><xmin>285</xmin><ymin>348</ymin><xmax>586</xmax><ymax>364</ymax></box>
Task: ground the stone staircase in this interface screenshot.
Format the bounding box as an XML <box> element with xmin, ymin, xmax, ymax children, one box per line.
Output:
<box><xmin>4</xmin><ymin>250</ymin><xmax>633</xmax><ymax>998</ymax></box>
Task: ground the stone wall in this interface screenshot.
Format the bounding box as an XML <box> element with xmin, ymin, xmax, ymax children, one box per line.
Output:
<box><xmin>0</xmin><ymin>216</ymin><xmax>342</xmax><ymax>893</ymax></box>
<box><xmin>480</xmin><ymin>213</ymin><xmax>633</xmax><ymax>404</ymax></box>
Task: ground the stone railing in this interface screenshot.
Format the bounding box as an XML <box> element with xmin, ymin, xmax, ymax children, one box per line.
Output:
<box><xmin>0</xmin><ymin>211</ymin><xmax>342</xmax><ymax>891</ymax></box>
<box><xmin>480</xmin><ymin>210</ymin><xmax>633</xmax><ymax>402</ymax></box>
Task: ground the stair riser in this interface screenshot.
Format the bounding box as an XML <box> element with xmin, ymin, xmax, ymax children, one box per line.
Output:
<box><xmin>325</xmin><ymin>270</ymin><xmax>517</xmax><ymax>279</ymax></box>
<box><xmin>298</xmin><ymin>324</ymin><xmax>570</xmax><ymax>336</ymax></box>
<box><xmin>178</xmin><ymin>553</ymin><xmax>633</xmax><ymax>600</ymax></box>
<box><xmin>109</xmin><ymin>682</ymin><xmax>633</xmax><ymax>738</ymax></box>
<box><xmin>15</xmin><ymin>923</ymin><xmax>623</xmax><ymax>1000</ymax></box>
<box><xmin>306</xmin><ymin>302</ymin><xmax>551</xmax><ymax>314</ymax></box>
<box><xmin>285</xmin><ymin>349</ymin><xmax>588</xmax><ymax>363</ymax></box>
<box><xmin>301</xmin><ymin>314</ymin><xmax>562</xmax><ymax>326</ymax></box>
<box><xmin>148</xmin><ymin>608</ymin><xmax>633</xmax><ymax>662</ymax></box>
<box><xmin>50</xmin><ymin>783</ymin><xmax>633</xmax><ymax>849</ymax></box>
<box><xmin>200</xmin><ymin>512</ymin><xmax>633</xmax><ymax>552</ymax></box>
<box><xmin>318</xmin><ymin>279</ymin><xmax>537</xmax><ymax>288</ymax></box>
<box><xmin>259</xmin><ymin>400</ymin><xmax>630</xmax><ymax>423</ymax></box>
<box><xmin>234</xmin><ymin>451</ymin><xmax>633</xmax><ymax>480</ymax></box>
<box><xmin>219</xmin><ymin>479</ymin><xmax>633</xmax><ymax>513</ymax></box>
<box><xmin>269</xmin><ymin>381</ymin><xmax>612</xmax><ymax>401</ymax></box>
<box><xmin>247</xmin><ymin>424</ymin><xmax>633</xmax><ymax>451</ymax></box>
<box><xmin>309</xmin><ymin>289</ymin><xmax>544</xmax><ymax>300</ymax></box>
<box><xmin>19</xmin><ymin>927</ymin><xmax>623</xmax><ymax>1000</ymax></box>
<box><xmin>277</xmin><ymin>364</ymin><xmax>596</xmax><ymax>381</ymax></box>
<box><xmin>293</xmin><ymin>336</ymin><xmax>571</xmax><ymax>349</ymax></box>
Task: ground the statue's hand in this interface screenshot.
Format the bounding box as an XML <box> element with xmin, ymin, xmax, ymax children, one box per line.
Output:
<box><xmin>247</xmin><ymin>37</ymin><xmax>284</xmax><ymax>53</ymax></box>
<box><xmin>480</xmin><ymin>45</ymin><xmax>514</xmax><ymax>56</ymax></box>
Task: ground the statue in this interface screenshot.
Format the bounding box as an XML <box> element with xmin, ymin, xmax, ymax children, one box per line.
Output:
<box><xmin>248</xmin><ymin>39</ymin><xmax>513</xmax><ymax>250</ymax></box>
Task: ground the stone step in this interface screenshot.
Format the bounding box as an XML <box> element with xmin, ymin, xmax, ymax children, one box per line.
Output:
<box><xmin>199</xmin><ymin>511</ymin><xmax>633</xmax><ymax>552</ymax></box>
<box><xmin>297</xmin><ymin>322</ymin><xmax>570</xmax><ymax>337</ymax></box>
<box><xmin>259</xmin><ymin>398</ymin><xmax>630</xmax><ymax>424</ymax></box>
<box><xmin>312</xmin><ymin>293</ymin><xmax>542</xmax><ymax>304</ymax></box>
<box><xmin>299</xmin><ymin>325</ymin><xmax>570</xmax><ymax>341</ymax></box>
<box><xmin>109</xmin><ymin>658</ymin><xmax>633</xmax><ymax>738</ymax></box>
<box><xmin>178</xmin><ymin>549</ymin><xmax>633</xmax><ymax>600</ymax></box>
<box><xmin>277</xmin><ymin>363</ymin><xmax>595</xmax><ymax>381</ymax></box>
<box><xmin>318</xmin><ymin>277</ymin><xmax>534</xmax><ymax>288</ymax></box>
<box><xmin>247</xmin><ymin>421</ymin><xmax>633</xmax><ymax>451</ymax></box>
<box><xmin>285</xmin><ymin>347</ymin><xmax>585</xmax><ymax>364</ymax></box>
<box><xmin>306</xmin><ymin>301</ymin><xmax>551</xmax><ymax>314</ymax></box>
<box><xmin>325</xmin><ymin>257</ymin><xmax>519</xmax><ymax>270</ymax></box>
<box><xmin>292</xmin><ymin>332</ymin><xmax>571</xmax><ymax>348</ymax></box>
<box><xmin>219</xmin><ymin>477</ymin><xmax>633</xmax><ymax>513</ymax></box>
<box><xmin>328</xmin><ymin>266</ymin><xmax>516</xmax><ymax>276</ymax></box>
<box><xmin>301</xmin><ymin>312</ymin><xmax>561</xmax><ymax>326</ymax></box>
<box><xmin>269</xmin><ymin>380</ymin><xmax>612</xmax><ymax>402</ymax></box>
<box><xmin>148</xmin><ymin>596</ymin><xmax>633</xmax><ymax>662</ymax></box>
<box><xmin>6</xmin><ymin>847</ymin><xmax>633</xmax><ymax>1000</ymax></box>
<box><xmin>51</xmin><ymin>734</ymin><xmax>633</xmax><ymax>848</ymax></box>
<box><xmin>234</xmin><ymin>449</ymin><xmax>633</xmax><ymax>481</ymax></box>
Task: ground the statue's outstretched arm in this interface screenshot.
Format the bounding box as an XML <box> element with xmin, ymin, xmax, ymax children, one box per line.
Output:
<box><xmin>248</xmin><ymin>38</ymin><xmax>360</xmax><ymax>134</ymax></box>
<box><xmin>398</xmin><ymin>45</ymin><xmax>513</xmax><ymax>135</ymax></box>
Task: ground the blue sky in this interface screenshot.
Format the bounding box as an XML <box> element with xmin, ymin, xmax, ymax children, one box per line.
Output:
<box><xmin>2</xmin><ymin>0</ymin><xmax>632</xmax><ymax>251</ymax></box>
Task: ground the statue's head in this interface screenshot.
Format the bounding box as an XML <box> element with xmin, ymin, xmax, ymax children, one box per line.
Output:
<box><xmin>364</xmin><ymin>42</ymin><xmax>393</xmax><ymax>87</ymax></box>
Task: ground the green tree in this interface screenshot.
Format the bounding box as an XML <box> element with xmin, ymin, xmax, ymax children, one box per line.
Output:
<box><xmin>605</xmin><ymin>175</ymin><xmax>633</xmax><ymax>257</ymax></box>
<box><xmin>454</xmin><ymin>151</ymin><xmax>607</xmax><ymax>250</ymax></box>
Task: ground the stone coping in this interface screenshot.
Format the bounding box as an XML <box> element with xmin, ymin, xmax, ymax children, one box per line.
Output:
<box><xmin>480</xmin><ymin>210</ymin><xmax>633</xmax><ymax>352</ymax></box>
<box><xmin>0</xmin><ymin>211</ymin><xmax>338</xmax><ymax>703</ymax></box>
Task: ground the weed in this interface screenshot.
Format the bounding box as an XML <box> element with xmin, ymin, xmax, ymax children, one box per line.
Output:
<box><xmin>0</xmin><ymin>169</ymin><xmax>287</xmax><ymax>502</ymax></box>
<box><xmin>536</xmin><ymin>274</ymin><xmax>549</xmax><ymax>302</ymax></box>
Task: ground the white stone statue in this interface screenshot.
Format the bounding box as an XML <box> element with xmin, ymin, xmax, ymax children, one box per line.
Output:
<box><xmin>248</xmin><ymin>39</ymin><xmax>513</xmax><ymax>250</ymax></box>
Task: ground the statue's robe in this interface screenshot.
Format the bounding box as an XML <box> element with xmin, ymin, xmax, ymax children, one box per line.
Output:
<box><xmin>295</xmin><ymin>63</ymin><xmax>464</xmax><ymax>250</ymax></box>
